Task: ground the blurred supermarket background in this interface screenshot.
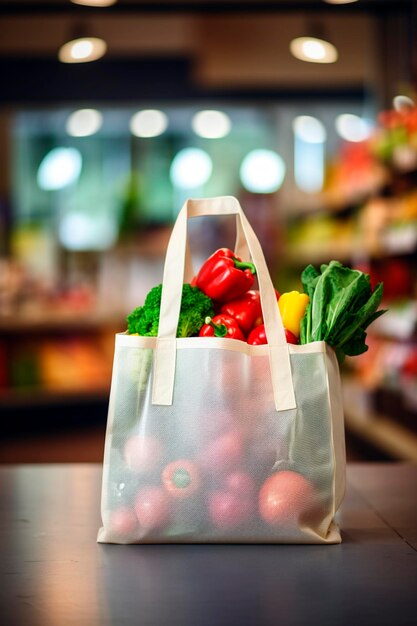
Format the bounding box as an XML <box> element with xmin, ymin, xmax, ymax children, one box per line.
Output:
<box><xmin>0</xmin><ymin>0</ymin><xmax>417</xmax><ymax>463</ymax></box>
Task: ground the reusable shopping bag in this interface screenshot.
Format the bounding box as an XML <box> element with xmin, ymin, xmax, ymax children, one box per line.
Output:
<box><xmin>97</xmin><ymin>196</ymin><xmax>346</xmax><ymax>544</ymax></box>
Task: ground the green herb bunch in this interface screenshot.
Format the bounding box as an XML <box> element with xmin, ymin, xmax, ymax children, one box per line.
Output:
<box><xmin>300</xmin><ymin>260</ymin><xmax>386</xmax><ymax>362</ymax></box>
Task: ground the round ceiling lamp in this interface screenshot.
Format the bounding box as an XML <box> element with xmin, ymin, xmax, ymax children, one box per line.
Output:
<box><xmin>323</xmin><ymin>1</ymin><xmax>359</xmax><ymax>5</ymax></box>
<box><xmin>59</xmin><ymin>213</ymin><xmax>117</xmax><ymax>251</ymax></box>
<box><xmin>393</xmin><ymin>95</ymin><xmax>415</xmax><ymax>112</ymax></box>
<box><xmin>58</xmin><ymin>36</ymin><xmax>107</xmax><ymax>64</ymax></box>
<box><xmin>290</xmin><ymin>36</ymin><xmax>338</xmax><ymax>63</ymax></box>
<box><xmin>335</xmin><ymin>114</ymin><xmax>373</xmax><ymax>142</ymax></box>
<box><xmin>240</xmin><ymin>149</ymin><xmax>286</xmax><ymax>194</ymax></box>
<box><xmin>191</xmin><ymin>110</ymin><xmax>231</xmax><ymax>139</ymax></box>
<box><xmin>70</xmin><ymin>1</ymin><xmax>118</xmax><ymax>6</ymax></box>
<box><xmin>37</xmin><ymin>148</ymin><xmax>82</xmax><ymax>191</ymax></box>
<box><xmin>66</xmin><ymin>109</ymin><xmax>103</xmax><ymax>137</ymax></box>
<box><xmin>170</xmin><ymin>148</ymin><xmax>213</xmax><ymax>189</ymax></box>
<box><xmin>293</xmin><ymin>116</ymin><xmax>327</xmax><ymax>143</ymax></box>
<box><xmin>290</xmin><ymin>21</ymin><xmax>338</xmax><ymax>64</ymax></box>
<box><xmin>130</xmin><ymin>110</ymin><xmax>168</xmax><ymax>138</ymax></box>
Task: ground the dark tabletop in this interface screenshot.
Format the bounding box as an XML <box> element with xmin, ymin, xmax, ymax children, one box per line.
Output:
<box><xmin>0</xmin><ymin>463</ymin><xmax>416</xmax><ymax>626</ymax></box>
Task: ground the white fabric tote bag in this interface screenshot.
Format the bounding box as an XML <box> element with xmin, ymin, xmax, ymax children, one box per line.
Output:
<box><xmin>97</xmin><ymin>196</ymin><xmax>346</xmax><ymax>544</ymax></box>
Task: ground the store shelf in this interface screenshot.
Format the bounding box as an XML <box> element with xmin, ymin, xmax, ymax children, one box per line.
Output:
<box><xmin>286</xmin><ymin>229</ymin><xmax>417</xmax><ymax>267</ymax></box>
<box><xmin>0</xmin><ymin>387</ymin><xmax>110</xmax><ymax>408</ymax></box>
<box><xmin>344</xmin><ymin>406</ymin><xmax>417</xmax><ymax>462</ymax></box>
<box><xmin>0</xmin><ymin>309</ymin><xmax>126</xmax><ymax>334</ymax></box>
<box><xmin>285</xmin><ymin>241</ymin><xmax>358</xmax><ymax>266</ymax></box>
<box><xmin>0</xmin><ymin>309</ymin><xmax>119</xmax><ymax>414</ymax></box>
<box><xmin>283</xmin><ymin>105</ymin><xmax>417</xmax><ymax>462</ymax></box>
<box><xmin>342</xmin><ymin>378</ymin><xmax>417</xmax><ymax>462</ymax></box>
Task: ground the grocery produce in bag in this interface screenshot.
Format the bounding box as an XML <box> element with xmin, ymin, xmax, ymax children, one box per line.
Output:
<box><xmin>98</xmin><ymin>197</ymin><xmax>386</xmax><ymax>545</ymax></box>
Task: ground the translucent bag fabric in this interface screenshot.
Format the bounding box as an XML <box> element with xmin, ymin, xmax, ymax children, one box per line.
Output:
<box><xmin>97</xmin><ymin>197</ymin><xmax>346</xmax><ymax>544</ymax></box>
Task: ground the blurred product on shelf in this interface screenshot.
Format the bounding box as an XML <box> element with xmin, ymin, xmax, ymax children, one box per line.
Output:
<box><xmin>284</xmin><ymin>103</ymin><xmax>417</xmax><ymax>461</ymax></box>
<box><xmin>0</xmin><ymin>257</ymin><xmax>125</xmax><ymax>410</ymax></box>
<box><xmin>0</xmin><ymin>258</ymin><xmax>44</xmax><ymax>317</ymax></box>
<box><xmin>9</xmin><ymin>337</ymin><xmax>114</xmax><ymax>393</ymax></box>
<box><xmin>323</xmin><ymin>141</ymin><xmax>388</xmax><ymax>210</ymax></box>
<box><xmin>372</xmin><ymin>105</ymin><xmax>417</xmax><ymax>172</ymax></box>
<box><xmin>0</xmin><ymin>258</ymin><xmax>95</xmax><ymax>318</ymax></box>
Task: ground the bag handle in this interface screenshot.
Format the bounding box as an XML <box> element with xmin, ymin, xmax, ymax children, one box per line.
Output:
<box><xmin>152</xmin><ymin>196</ymin><xmax>296</xmax><ymax>412</ymax></box>
<box><xmin>183</xmin><ymin>216</ymin><xmax>250</xmax><ymax>282</ymax></box>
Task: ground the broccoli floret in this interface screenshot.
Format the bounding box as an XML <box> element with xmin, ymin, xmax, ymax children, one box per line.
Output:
<box><xmin>176</xmin><ymin>307</ymin><xmax>207</xmax><ymax>338</ymax></box>
<box><xmin>127</xmin><ymin>283</ymin><xmax>214</xmax><ymax>338</ymax></box>
<box><xmin>126</xmin><ymin>306</ymin><xmax>156</xmax><ymax>336</ymax></box>
<box><xmin>144</xmin><ymin>285</ymin><xmax>163</xmax><ymax>310</ymax></box>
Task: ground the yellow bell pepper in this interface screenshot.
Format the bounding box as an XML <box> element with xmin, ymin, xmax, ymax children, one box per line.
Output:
<box><xmin>278</xmin><ymin>291</ymin><xmax>310</xmax><ymax>338</ymax></box>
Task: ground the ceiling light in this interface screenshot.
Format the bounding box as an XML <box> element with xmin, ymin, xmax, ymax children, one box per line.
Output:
<box><xmin>294</xmin><ymin>139</ymin><xmax>325</xmax><ymax>194</ymax></box>
<box><xmin>290</xmin><ymin>37</ymin><xmax>338</xmax><ymax>63</ymax></box>
<box><xmin>191</xmin><ymin>110</ymin><xmax>231</xmax><ymax>139</ymax></box>
<box><xmin>130</xmin><ymin>110</ymin><xmax>168</xmax><ymax>138</ymax></box>
<box><xmin>240</xmin><ymin>149</ymin><xmax>286</xmax><ymax>194</ymax></box>
<box><xmin>393</xmin><ymin>95</ymin><xmax>415</xmax><ymax>112</ymax></box>
<box><xmin>293</xmin><ymin>116</ymin><xmax>327</xmax><ymax>143</ymax></box>
<box><xmin>70</xmin><ymin>0</ymin><xmax>118</xmax><ymax>6</ymax></box>
<box><xmin>59</xmin><ymin>213</ymin><xmax>117</xmax><ymax>251</ymax></box>
<box><xmin>170</xmin><ymin>148</ymin><xmax>213</xmax><ymax>189</ymax></box>
<box><xmin>335</xmin><ymin>114</ymin><xmax>373</xmax><ymax>142</ymax></box>
<box><xmin>323</xmin><ymin>1</ymin><xmax>359</xmax><ymax>5</ymax></box>
<box><xmin>58</xmin><ymin>37</ymin><xmax>107</xmax><ymax>64</ymax></box>
<box><xmin>37</xmin><ymin>148</ymin><xmax>82</xmax><ymax>191</ymax></box>
<box><xmin>290</xmin><ymin>21</ymin><xmax>338</xmax><ymax>64</ymax></box>
<box><xmin>66</xmin><ymin>109</ymin><xmax>103</xmax><ymax>137</ymax></box>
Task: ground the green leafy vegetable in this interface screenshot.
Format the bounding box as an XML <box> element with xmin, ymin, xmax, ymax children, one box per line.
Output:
<box><xmin>300</xmin><ymin>260</ymin><xmax>386</xmax><ymax>362</ymax></box>
<box><xmin>127</xmin><ymin>283</ymin><xmax>214</xmax><ymax>338</ymax></box>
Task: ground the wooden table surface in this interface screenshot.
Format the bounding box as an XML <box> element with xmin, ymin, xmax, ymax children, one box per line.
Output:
<box><xmin>1</xmin><ymin>463</ymin><xmax>416</xmax><ymax>626</ymax></box>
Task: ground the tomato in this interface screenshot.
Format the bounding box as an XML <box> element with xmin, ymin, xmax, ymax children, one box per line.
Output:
<box><xmin>162</xmin><ymin>460</ymin><xmax>200</xmax><ymax>500</ymax></box>
<box><xmin>258</xmin><ymin>471</ymin><xmax>317</xmax><ymax>526</ymax></box>
<box><xmin>124</xmin><ymin>435</ymin><xmax>163</xmax><ymax>474</ymax></box>
<box><xmin>134</xmin><ymin>486</ymin><xmax>170</xmax><ymax>530</ymax></box>
<box><xmin>201</xmin><ymin>431</ymin><xmax>244</xmax><ymax>475</ymax></box>
<box><xmin>204</xmin><ymin>410</ymin><xmax>236</xmax><ymax>440</ymax></box>
<box><xmin>208</xmin><ymin>490</ymin><xmax>252</xmax><ymax>529</ymax></box>
<box><xmin>225</xmin><ymin>471</ymin><xmax>256</xmax><ymax>498</ymax></box>
<box><xmin>110</xmin><ymin>507</ymin><xmax>137</xmax><ymax>536</ymax></box>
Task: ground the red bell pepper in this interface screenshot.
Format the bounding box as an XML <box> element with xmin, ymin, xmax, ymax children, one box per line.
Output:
<box><xmin>162</xmin><ymin>460</ymin><xmax>200</xmax><ymax>500</ymax></box>
<box><xmin>247</xmin><ymin>324</ymin><xmax>298</xmax><ymax>345</ymax></box>
<box><xmin>247</xmin><ymin>324</ymin><xmax>267</xmax><ymax>345</ymax></box>
<box><xmin>196</xmin><ymin>248</ymin><xmax>256</xmax><ymax>302</ymax></box>
<box><xmin>221</xmin><ymin>289</ymin><xmax>280</xmax><ymax>334</ymax></box>
<box><xmin>199</xmin><ymin>315</ymin><xmax>246</xmax><ymax>341</ymax></box>
<box><xmin>220</xmin><ymin>291</ymin><xmax>262</xmax><ymax>334</ymax></box>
